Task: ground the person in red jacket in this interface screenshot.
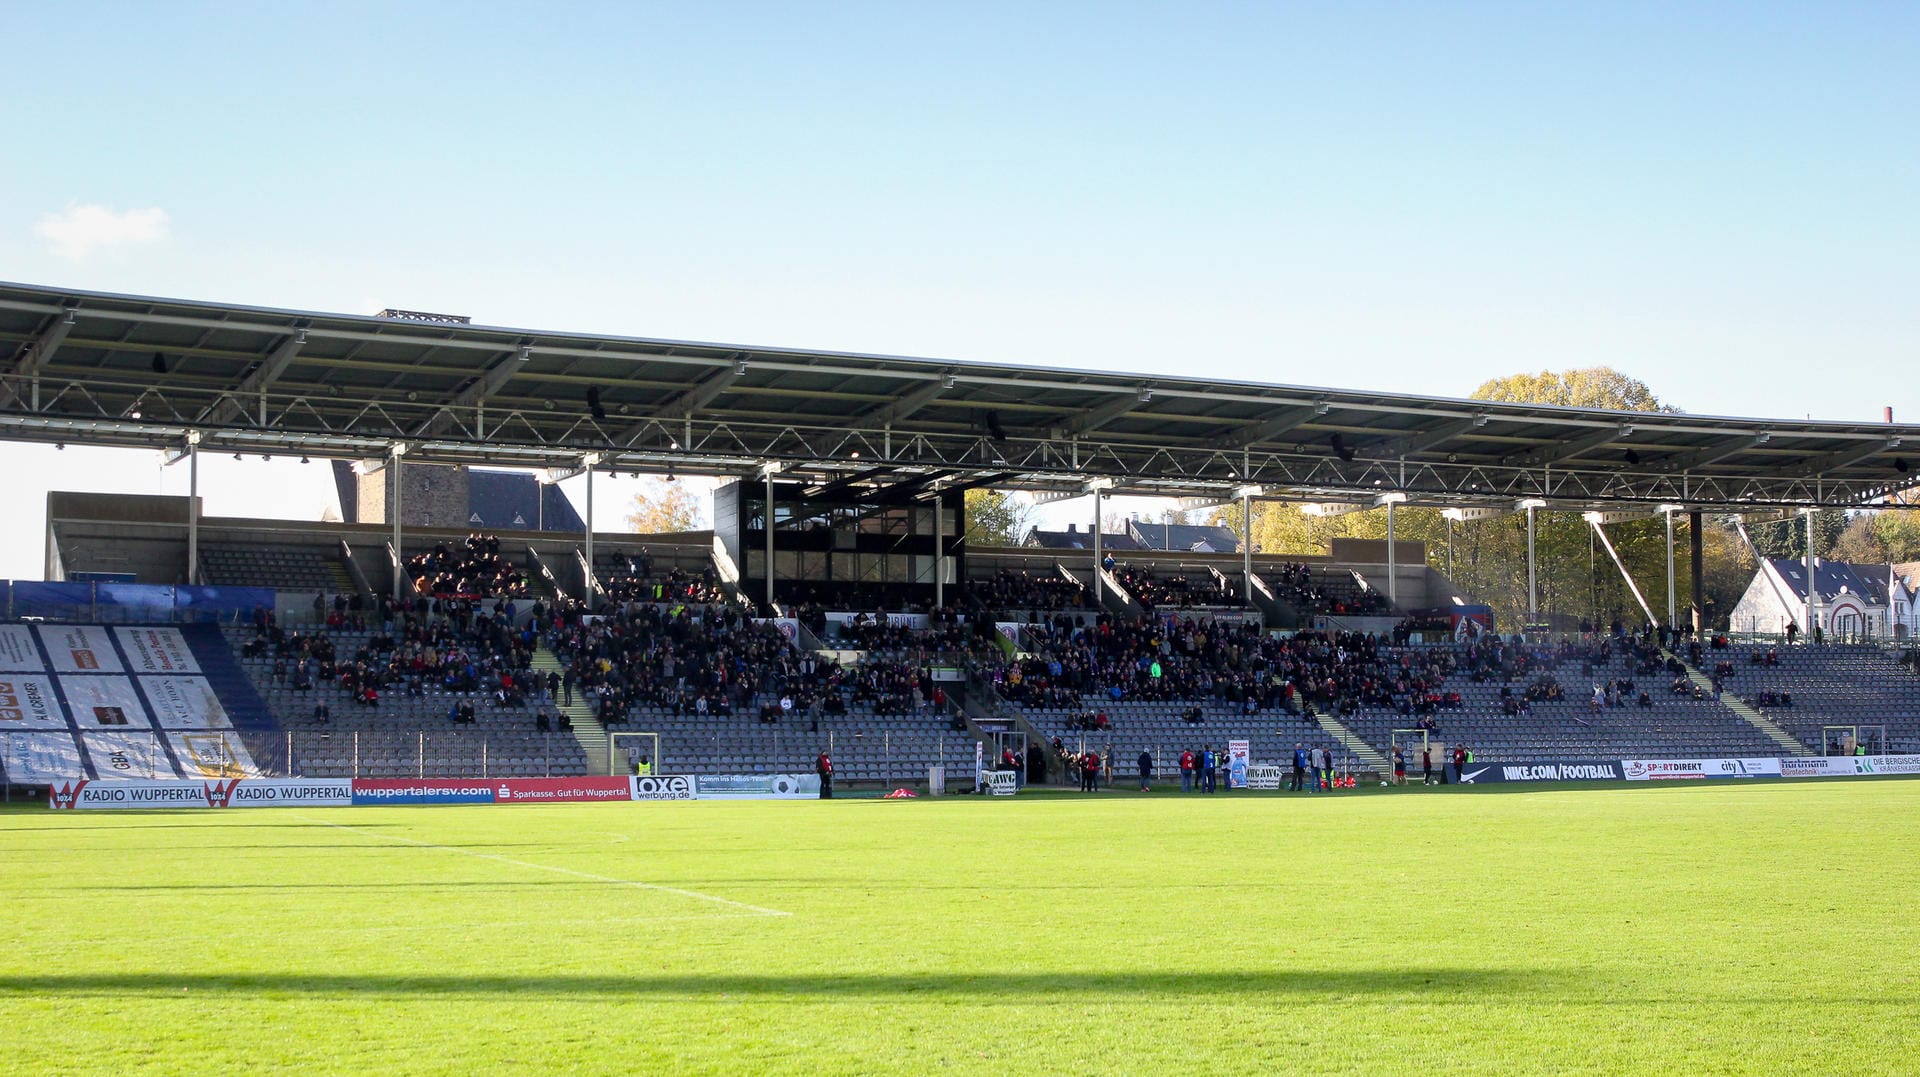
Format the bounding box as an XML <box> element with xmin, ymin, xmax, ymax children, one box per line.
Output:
<box><xmin>816</xmin><ymin>750</ymin><xmax>833</xmax><ymax>799</ymax></box>
<box><xmin>1451</xmin><ymin>745</ymin><xmax>1467</xmax><ymax>784</ymax></box>
<box><xmin>1080</xmin><ymin>750</ymin><xmax>1101</xmax><ymax>792</ymax></box>
<box><xmin>1179</xmin><ymin>749</ymin><xmax>1196</xmax><ymax>793</ymax></box>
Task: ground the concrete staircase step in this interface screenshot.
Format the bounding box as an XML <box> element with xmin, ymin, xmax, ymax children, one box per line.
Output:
<box><xmin>1670</xmin><ymin>650</ymin><xmax>1812</xmax><ymax>756</ymax></box>
<box><xmin>532</xmin><ymin>644</ymin><xmax>615</xmax><ymax>774</ymax></box>
<box><xmin>1312</xmin><ymin>712</ymin><xmax>1391</xmax><ymax>771</ymax></box>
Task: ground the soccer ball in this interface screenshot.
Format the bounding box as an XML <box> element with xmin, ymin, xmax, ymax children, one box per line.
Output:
<box><xmin>1379</xmin><ymin>780</ymin><xmax>1389</xmax><ymax>787</ymax></box>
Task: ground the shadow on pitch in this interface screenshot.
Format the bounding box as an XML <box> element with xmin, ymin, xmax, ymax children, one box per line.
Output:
<box><xmin>0</xmin><ymin>968</ymin><xmax>1573</xmax><ymax>1000</ymax></box>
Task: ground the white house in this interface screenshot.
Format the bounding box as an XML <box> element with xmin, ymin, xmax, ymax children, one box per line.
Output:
<box><xmin>1729</xmin><ymin>558</ymin><xmax>1920</xmax><ymax>638</ymax></box>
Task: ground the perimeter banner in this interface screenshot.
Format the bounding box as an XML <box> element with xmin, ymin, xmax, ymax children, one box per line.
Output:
<box><xmin>46</xmin><ymin>778</ymin><xmax>351</xmax><ymax>809</ymax></box>
<box><xmin>1620</xmin><ymin>758</ymin><xmax>1781</xmax><ymax>780</ymax></box>
<box><xmin>495</xmin><ymin>777</ymin><xmax>635</xmax><ymax>803</ymax></box>
<box><xmin>1456</xmin><ymin>760</ymin><xmax>1626</xmax><ymax>784</ymax></box>
<box><xmin>351</xmin><ymin>779</ymin><xmax>496</xmax><ymax>805</ymax></box>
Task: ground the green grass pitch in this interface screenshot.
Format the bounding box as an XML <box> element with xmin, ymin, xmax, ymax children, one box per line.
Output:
<box><xmin>4</xmin><ymin>780</ymin><xmax>1918</xmax><ymax>1074</ymax></box>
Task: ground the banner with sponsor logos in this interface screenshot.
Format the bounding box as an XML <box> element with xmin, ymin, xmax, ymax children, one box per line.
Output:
<box><xmin>1245</xmin><ymin>764</ymin><xmax>1285</xmax><ymax>790</ymax></box>
<box><xmin>3</xmin><ymin>731</ymin><xmax>85</xmax><ymax>782</ymax></box>
<box><xmin>631</xmin><ymin>775</ymin><xmax>700</xmax><ymax>800</ymax></box>
<box><xmin>168</xmin><ymin>730</ymin><xmax>261</xmax><ymax>778</ymax></box>
<box><xmin>82</xmin><ymin>732</ymin><xmax>177</xmax><ymax>779</ymax></box>
<box><xmin>58</xmin><ymin>676</ymin><xmax>150</xmax><ymax>729</ymax></box>
<box><xmin>141</xmin><ymin>676</ymin><xmax>233</xmax><ymax>730</ymax></box>
<box><xmin>113</xmin><ymin>627</ymin><xmax>201</xmax><ymax>675</ymax></box>
<box><xmin>494</xmin><ymin>777</ymin><xmax>636</xmax><ymax>804</ymax></box>
<box><xmin>0</xmin><ymin>625</ymin><xmax>43</xmax><ymax>671</ymax></box>
<box><xmin>1456</xmin><ymin>760</ymin><xmax>1626</xmax><ymax>784</ymax></box>
<box><xmin>350</xmin><ymin>779</ymin><xmax>497</xmax><ymax>805</ymax></box>
<box><xmin>1227</xmin><ymin>740</ymin><xmax>1250</xmax><ymax>789</ymax></box>
<box><xmin>1620</xmin><ymin>758</ymin><xmax>1781</xmax><ymax>781</ymax></box>
<box><xmin>36</xmin><ymin>625</ymin><xmax>123</xmax><ymax>673</ymax></box>
<box><xmin>986</xmin><ymin>770</ymin><xmax>1019</xmax><ymax>796</ymax></box>
<box><xmin>1779</xmin><ymin>754</ymin><xmax>1920</xmax><ymax>778</ymax></box>
<box><xmin>1850</xmin><ymin>754</ymin><xmax>1920</xmax><ymax>776</ymax></box>
<box><xmin>0</xmin><ymin>675</ymin><xmax>63</xmax><ymax>727</ymax></box>
<box><xmin>688</xmin><ymin>774</ymin><xmax>801</xmax><ymax>800</ymax></box>
<box><xmin>47</xmin><ymin>778</ymin><xmax>352</xmax><ymax>809</ymax></box>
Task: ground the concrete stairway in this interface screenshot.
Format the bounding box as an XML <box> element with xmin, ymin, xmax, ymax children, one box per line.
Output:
<box><xmin>325</xmin><ymin>559</ymin><xmax>356</xmax><ymax>596</ymax></box>
<box><xmin>1313</xmin><ymin>712</ymin><xmax>1392</xmax><ymax>772</ymax></box>
<box><xmin>531</xmin><ymin>644</ymin><xmax>613</xmax><ymax>774</ymax></box>
<box><xmin>1670</xmin><ymin>652</ymin><xmax>1812</xmax><ymax>757</ymax></box>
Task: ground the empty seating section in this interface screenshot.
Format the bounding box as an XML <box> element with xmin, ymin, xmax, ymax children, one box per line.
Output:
<box><xmin>1715</xmin><ymin>644</ymin><xmax>1920</xmax><ymax>753</ymax></box>
<box><xmin>1337</xmin><ymin>640</ymin><xmax>1782</xmax><ymax>762</ymax></box>
<box><xmin>200</xmin><ymin>543</ymin><xmax>338</xmax><ymax>591</ymax></box>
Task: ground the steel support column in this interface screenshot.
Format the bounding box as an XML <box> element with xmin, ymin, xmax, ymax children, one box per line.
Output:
<box><xmin>185</xmin><ymin>432</ymin><xmax>200</xmax><ymax>587</ymax></box>
<box><xmin>390</xmin><ymin>447</ymin><xmax>404</xmax><ymax>604</ymax></box>
<box><xmin>1689</xmin><ymin>511</ymin><xmax>1705</xmax><ymax>633</ymax></box>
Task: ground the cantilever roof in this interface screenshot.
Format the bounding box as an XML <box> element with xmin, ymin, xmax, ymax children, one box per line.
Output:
<box><xmin>2</xmin><ymin>280</ymin><xmax>1915</xmax><ymax>510</ymax></box>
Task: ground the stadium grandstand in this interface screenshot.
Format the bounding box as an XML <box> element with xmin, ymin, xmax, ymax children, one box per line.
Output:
<box><xmin>7</xmin><ymin>280</ymin><xmax>1920</xmax><ymax>792</ymax></box>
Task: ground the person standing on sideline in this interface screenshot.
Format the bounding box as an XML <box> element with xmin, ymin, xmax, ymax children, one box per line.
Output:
<box><xmin>1201</xmin><ymin>746</ymin><xmax>1218</xmax><ymax>794</ymax></box>
<box><xmin>1292</xmin><ymin>743</ymin><xmax>1308</xmax><ymax>792</ymax></box>
<box><xmin>816</xmin><ymin>750</ymin><xmax>833</xmax><ymax>799</ymax></box>
<box><xmin>1451</xmin><ymin>744</ymin><xmax>1467</xmax><ymax>784</ymax></box>
<box><xmin>1421</xmin><ymin>746</ymin><xmax>1435</xmax><ymax>785</ymax></box>
<box><xmin>1392</xmin><ymin>745</ymin><xmax>1407</xmax><ymax>786</ymax></box>
<box><xmin>1137</xmin><ymin>749</ymin><xmax>1154</xmax><ymax>792</ymax></box>
<box><xmin>1081</xmin><ymin>750</ymin><xmax>1102</xmax><ymax>792</ymax></box>
<box><xmin>1308</xmin><ymin>746</ymin><xmax>1324</xmax><ymax>793</ymax></box>
<box><xmin>1180</xmin><ymin>748</ymin><xmax>1196</xmax><ymax>793</ymax></box>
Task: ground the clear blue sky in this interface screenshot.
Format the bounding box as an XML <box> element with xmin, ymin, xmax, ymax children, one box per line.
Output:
<box><xmin>2</xmin><ymin>3</ymin><xmax>1916</xmax><ymax>575</ymax></box>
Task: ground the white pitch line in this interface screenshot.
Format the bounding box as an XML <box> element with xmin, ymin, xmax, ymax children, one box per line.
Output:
<box><xmin>301</xmin><ymin>816</ymin><xmax>791</xmax><ymax>917</ymax></box>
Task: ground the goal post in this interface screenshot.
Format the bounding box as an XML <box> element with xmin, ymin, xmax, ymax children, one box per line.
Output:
<box><xmin>609</xmin><ymin>732</ymin><xmax>662</xmax><ymax>776</ymax></box>
<box><xmin>1820</xmin><ymin>724</ymin><xmax>1887</xmax><ymax>756</ymax></box>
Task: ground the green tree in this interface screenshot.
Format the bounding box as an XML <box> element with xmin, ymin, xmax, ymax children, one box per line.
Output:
<box><xmin>964</xmin><ymin>488</ymin><xmax>1033</xmax><ymax>547</ymax></box>
<box><xmin>1830</xmin><ymin>513</ymin><xmax>1888</xmax><ymax>565</ymax></box>
<box><xmin>1469</xmin><ymin>367</ymin><xmax>1675</xmax><ymax>412</ymax></box>
<box><xmin>1745</xmin><ymin>508</ymin><xmax>1847</xmax><ymax>561</ymax></box>
<box><xmin>623</xmin><ymin>479</ymin><xmax>704</xmax><ymax>533</ymax></box>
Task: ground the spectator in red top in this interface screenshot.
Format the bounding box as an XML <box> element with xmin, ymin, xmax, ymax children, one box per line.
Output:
<box><xmin>816</xmin><ymin>751</ymin><xmax>833</xmax><ymax>799</ymax></box>
<box><xmin>1451</xmin><ymin>745</ymin><xmax>1467</xmax><ymax>784</ymax></box>
<box><xmin>1080</xmin><ymin>751</ymin><xmax>1101</xmax><ymax>793</ymax></box>
<box><xmin>1179</xmin><ymin>749</ymin><xmax>1196</xmax><ymax>793</ymax></box>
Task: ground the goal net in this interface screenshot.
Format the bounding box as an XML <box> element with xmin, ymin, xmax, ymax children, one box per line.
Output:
<box><xmin>609</xmin><ymin>732</ymin><xmax>662</xmax><ymax>776</ymax></box>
